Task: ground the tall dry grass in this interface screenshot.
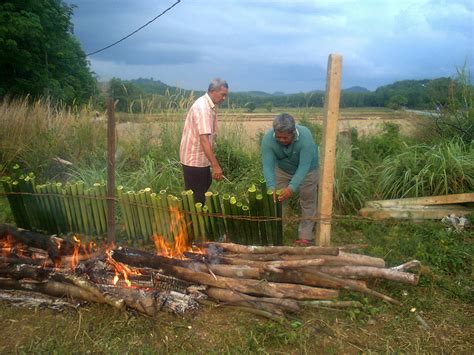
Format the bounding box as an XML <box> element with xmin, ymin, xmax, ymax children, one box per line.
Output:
<box><xmin>0</xmin><ymin>97</ymin><xmax>106</xmax><ymax>178</ymax></box>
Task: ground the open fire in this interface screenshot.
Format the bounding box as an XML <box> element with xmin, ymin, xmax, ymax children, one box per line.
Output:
<box><xmin>0</xmin><ymin>223</ymin><xmax>421</xmax><ymax>319</ymax></box>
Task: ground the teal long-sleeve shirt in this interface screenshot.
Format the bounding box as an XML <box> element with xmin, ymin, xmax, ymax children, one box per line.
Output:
<box><xmin>261</xmin><ymin>125</ymin><xmax>318</xmax><ymax>192</ymax></box>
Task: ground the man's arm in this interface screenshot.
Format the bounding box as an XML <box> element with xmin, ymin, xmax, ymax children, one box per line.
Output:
<box><xmin>261</xmin><ymin>133</ymin><xmax>276</xmax><ymax>189</ymax></box>
<box><xmin>199</xmin><ymin>134</ymin><xmax>223</xmax><ymax>181</ymax></box>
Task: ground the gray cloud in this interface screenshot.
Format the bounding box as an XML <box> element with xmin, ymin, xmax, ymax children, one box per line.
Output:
<box><xmin>66</xmin><ymin>0</ymin><xmax>473</xmax><ymax>93</ymax></box>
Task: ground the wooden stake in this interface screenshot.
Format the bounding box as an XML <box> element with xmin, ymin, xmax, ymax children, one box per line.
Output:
<box><xmin>107</xmin><ymin>98</ymin><xmax>116</xmax><ymax>243</ymax></box>
<box><xmin>315</xmin><ymin>54</ymin><xmax>343</xmax><ymax>246</ymax></box>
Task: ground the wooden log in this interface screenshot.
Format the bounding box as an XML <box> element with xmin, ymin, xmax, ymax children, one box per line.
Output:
<box><xmin>203</xmin><ymin>242</ymin><xmax>339</xmax><ymax>256</ymax></box>
<box><xmin>316</xmin><ymin>54</ymin><xmax>343</xmax><ymax>246</ymax></box>
<box><xmin>206</xmin><ymin>289</ymin><xmax>284</xmax><ymax>316</ymax></box>
<box><xmin>312</xmin><ymin>266</ymin><xmax>419</xmax><ymax>285</ymax></box>
<box><xmin>151</xmin><ymin>264</ymin><xmax>339</xmax><ymax>300</ymax></box>
<box><xmin>366</xmin><ymin>193</ymin><xmax>474</xmax><ymax>208</ymax></box>
<box><xmin>390</xmin><ymin>260</ymin><xmax>421</xmax><ymax>272</ymax></box>
<box><xmin>98</xmin><ymin>285</ymin><xmax>199</xmax><ymax>316</ymax></box>
<box><xmin>215</xmin><ymin>250</ymin><xmax>385</xmax><ymax>267</ymax></box>
<box><xmin>0</xmin><ymin>224</ymin><xmax>75</xmax><ymax>263</ymax></box>
<box><xmin>359</xmin><ymin>205</ymin><xmax>474</xmax><ymax>220</ymax></box>
<box><xmin>205</xmin><ymin>287</ymin><xmax>300</xmax><ymax>313</ymax></box>
<box><xmin>217</xmin><ymin>256</ymin><xmax>325</xmax><ymax>270</ymax></box>
<box><xmin>293</xmin><ymin>269</ymin><xmax>401</xmax><ymax>305</ymax></box>
<box><xmin>0</xmin><ymin>278</ymin><xmax>102</xmax><ymax>303</ymax></box>
<box><xmin>299</xmin><ymin>300</ymin><xmax>363</xmax><ymax>308</ymax></box>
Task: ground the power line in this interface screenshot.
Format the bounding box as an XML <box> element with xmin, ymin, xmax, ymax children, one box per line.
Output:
<box><xmin>86</xmin><ymin>0</ymin><xmax>181</xmax><ymax>57</ymax></box>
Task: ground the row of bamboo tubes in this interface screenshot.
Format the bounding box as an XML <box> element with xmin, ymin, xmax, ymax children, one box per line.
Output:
<box><xmin>2</xmin><ymin>175</ymin><xmax>108</xmax><ymax>241</ymax></box>
<box><xmin>2</xmin><ymin>175</ymin><xmax>283</xmax><ymax>246</ymax></box>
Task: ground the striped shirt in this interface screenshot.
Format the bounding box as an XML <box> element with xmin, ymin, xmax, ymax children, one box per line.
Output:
<box><xmin>180</xmin><ymin>93</ymin><xmax>217</xmax><ymax>167</ymax></box>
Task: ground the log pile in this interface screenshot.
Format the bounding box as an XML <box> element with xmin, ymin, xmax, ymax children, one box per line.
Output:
<box><xmin>0</xmin><ymin>224</ymin><xmax>421</xmax><ymax>320</ymax></box>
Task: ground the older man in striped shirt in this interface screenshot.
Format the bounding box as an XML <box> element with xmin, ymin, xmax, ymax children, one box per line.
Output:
<box><xmin>180</xmin><ymin>78</ymin><xmax>229</xmax><ymax>203</ymax></box>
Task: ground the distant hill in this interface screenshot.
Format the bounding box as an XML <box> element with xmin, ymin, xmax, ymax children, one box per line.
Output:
<box><xmin>343</xmin><ymin>86</ymin><xmax>370</xmax><ymax>93</ymax></box>
<box><xmin>237</xmin><ymin>91</ymin><xmax>273</xmax><ymax>97</ymax></box>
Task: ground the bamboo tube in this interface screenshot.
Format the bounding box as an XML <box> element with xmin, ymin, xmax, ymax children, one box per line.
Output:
<box><xmin>76</xmin><ymin>182</ymin><xmax>91</xmax><ymax>237</ymax></box>
<box><xmin>158</xmin><ymin>190</ymin><xmax>172</xmax><ymax>243</ymax></box>
<box><xmin>26</xmin><ymin>176</ymin><xmax>48</xmax><ymax>232</ymax></box>
<box><xmin>229</xmin><ymin>196</ymin><xmax>240</xmax><ymax>243</ymax></box>
<box><xmin>117</xmin><ymin>186</ymin><xmax>132</xmax><ymax>241</ymax></box>
<box><xmin>150</xmin><ymin>193</ymin><xmax>163</xmax><ymax>239</ymax></box>
<box><xmin>263</xmin><ymin>189</ymin><xmax>275</xmax><ymax>245</ymax></box>
<box><xmin>176</xmin><ymin>197</ymin><xmax>190</xmax><ymax>247</ymax></box>
<box><xmin>247</xmin><ymin>185</ymin><xmax>260</xmax><ymax>245</ymax></box>
<box><xmin>204</xmin><ymin>192</ymin><xmax>216</xmax><ymax>240</ymax></box>
<box><xmin>40</xmin><ymin>182</ymin><xmax>57</xmax><ymax>233</ymax></box>
<box><xmin>195</xmin><ymin>202</ymin><xmax>207</xmax><ymax>243</ymax></box>
<box><xmin>61</xmin><ymin>187</ymin><xmax>74</xmax><ymax>233</ymax></box>
<box><xmin>181</xmin><ymin>191</ymin><xmax>194</xmax><ymax>239</ymax></box>
<box><xmin>126</xmin><ymin>191</ymin><xmax>140</xmax><ymax>245</ymax></box>
<box><xmin>258</xmin><ymin>178</ymin><xmax>267</xmax><ymax>195</ymax></box>
<box><xmin>156</xmin><ymin>193</ymin><xmax>170</xmax><ymax>240</ymax></box>
<box><xmin>143</xmin><ymin>188</ymin><xmax>155</xmax><ymax>242</ymax></box>
<box><xmin>29</xmin><ymin>175</ymin><xmax>47</xmax><ymax>232</ymax></box>
<box><xmin>98</xmin><ymin>183</ymin><xmax>108</xmax><ymax>229</ymax></box>
<box><xmin>256</xmin><ymin>194</ymin><xmax>268</xmax><ymax>246</ymax></box>
<box><xmin>211</xmin><ymin>192</ymin><xmax>225</xmax><ymax>240</ymax></box>
<box><xmin>51</xmin><ymin>182</ymin><xmax>67</xmax><ymax>233</ymax></box>
<box><xmin>167</xmin><ymin>195</ymin><xmax>180</xmax><ymax>244</ymax></box>
<box><xmin>185</xmin><ymin>190</ymin><xmax>199</xmax><ymax>242</ymax></box>
<box><xmin>18</xmin><ymin>175</ymin><xmax>40</xmax><ymax>230</ymax></box>
<box><xmin>1</xmin><ymin>179</ymin><xmax>25</xmax><ymax>229</ymax></box>
<box><xmin>14</xmin><ymin>178</ymin><xmax>32</xmax><ymax>229</ymax></box>
<box><xmin>53</xmin><ymin>182</ymin><xmax>68</xmax><ymax>233</ymax></box>
<box><xmin>137</xmin><ymin>189</ymin><xmax>152</xmax><ymax>240</ymax></box>
<box><xmin>275</xmin><ymin>189</ymin><xmax>283</xmax><ymax>246</ymax></box>
<box><xmin>83</xmin><ymin>187</ymin><xmax>98</xmax><ymax>237</ymax></box>
<box><xmin>93</xmin><ymin>183</ymin><xmax>107</xmax><ymax>236</ymax></box>
<box><xmin>236</xmin><ymin>201</ymin><xmax>245</xmax><ymax>244</ymax></box>
<box><xmin>67</xmin><ymin>183</ymin><xmax>82</xmax><ymax>234</ymax></box>
<box><xmin>202</xmin><ymin>205</ymin><xmax>212</xmax><ymax>240</ymax></box>
<box><xmin>41</xmin><ymin>183</ymin><xmax>59</xmax><ymax>234</ymax></box>
<box><xmin>133</xmin><ymin>191</ymin><xmax>149</xmax><ymax>242</ymax></box>
<box><xmin>241</xmin><ymin>205</ymin><xmax>252</xmax><ymax>245</ymax></box>
<box><xmin>222</xmin><ymin>193</ymin><xmax>232</xmax><ymax>240</ymax></box>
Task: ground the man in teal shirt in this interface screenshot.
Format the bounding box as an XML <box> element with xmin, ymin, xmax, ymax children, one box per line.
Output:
<box><xmin>261</xmin><ymin>113</ymin><xmax>319</xmax><ymax>245</ymax></box>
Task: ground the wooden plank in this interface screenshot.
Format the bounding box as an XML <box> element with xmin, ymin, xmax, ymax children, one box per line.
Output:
<box><xmin>315</xmin><ymin>54</ymin><xmax>343</xmax><ymax>246</ymax></box>
<box><xmin>359</xmin><ymin>205</ymin><xmax>474</xmax><ymax>220</ymax></box>
<box><xmin>366</xmin><ymin>193</ymin><xmax>474</xmax><ymax>208</ymax></box>
<box><xmin>107</xmin><ymin>99</ymin><xmax>116</xmax><ymax>243</ymax></box>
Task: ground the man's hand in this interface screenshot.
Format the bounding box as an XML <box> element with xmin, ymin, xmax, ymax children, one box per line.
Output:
<box><xmin>278</xmin><ymin>187</ymin><xmax>293</xmax><ymax>201</ymax></box>
<box><xmin>212</xmin><ymin>163</ymin><xmax>223</xmax><ymax>181</ymax></box>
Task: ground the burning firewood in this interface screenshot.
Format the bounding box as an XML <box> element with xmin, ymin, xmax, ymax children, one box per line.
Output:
<box><xmin>0</xmin><ymin>224</ymin><xmax>420</xmax><ymax>319</ymax></box>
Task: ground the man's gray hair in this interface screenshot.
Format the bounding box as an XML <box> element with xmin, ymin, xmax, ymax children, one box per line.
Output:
<box><xmin>273</xmin><ymin>113</ymin><xmax>296</xmax><ymax>133</ymax></box>
<box><xmin>208</xmin><ymin>78</ymin><xmax>228</xmax><ymax>92</ymax></box>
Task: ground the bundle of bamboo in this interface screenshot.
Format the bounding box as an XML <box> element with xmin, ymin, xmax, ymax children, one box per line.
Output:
<box><xmin>2</xmin><ymin>174</ymin><xmax>285</xmax><ymax>247</ymax></box>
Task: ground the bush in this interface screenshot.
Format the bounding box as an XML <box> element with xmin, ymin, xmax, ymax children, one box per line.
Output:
<box><xmin>431</xmin><ymin>65</ymin><xmax>474</xmax><ymax>144</ymax></box>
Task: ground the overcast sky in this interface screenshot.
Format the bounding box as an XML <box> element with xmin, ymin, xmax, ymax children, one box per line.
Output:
<box><xmin>65</xmin><ymin>0</ymin><xmax>473</xmax><ymax>93</ymax></box>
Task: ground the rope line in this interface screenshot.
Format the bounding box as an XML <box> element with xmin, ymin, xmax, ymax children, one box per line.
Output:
<box><xmin>86</xmin><ymin>0</ymin><xmax>181</xmax><ymax>56</ymax></box>
<box><xmin>0</xmin><ymin>190</ymin><xmax>376</xmax><ymax>224</ymax></box>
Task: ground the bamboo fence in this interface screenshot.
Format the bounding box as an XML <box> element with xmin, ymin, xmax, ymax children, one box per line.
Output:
<box><xmin>1</xmin><ymin>174</ymin><xmax>284</xmax><ymax>247</ymax></box>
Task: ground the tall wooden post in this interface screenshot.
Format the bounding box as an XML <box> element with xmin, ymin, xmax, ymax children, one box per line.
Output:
<box><xmin>107</xmin><ymin>99</ymin><xmax>116</xmax><ymax>243</ymax></box>
<box><xmin>315</xmin><ymin>54</ymin><xmax>342</xmax><ymax>246</ymax></box>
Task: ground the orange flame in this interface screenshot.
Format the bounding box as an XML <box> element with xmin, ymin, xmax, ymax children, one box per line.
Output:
<box><xmin>152</xmin><ymin>205</ymin><xmax>192</xmax><ymax>258</ymax></box>
<box><xmin>106</xmin><ymin>250</ymin><xmax>141</xmax><ymax>287</ymax></box>
<box><xmin>70</xmin><ymin>235</ymin><xmax>81</xmax><ymax>270</ymax></box>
